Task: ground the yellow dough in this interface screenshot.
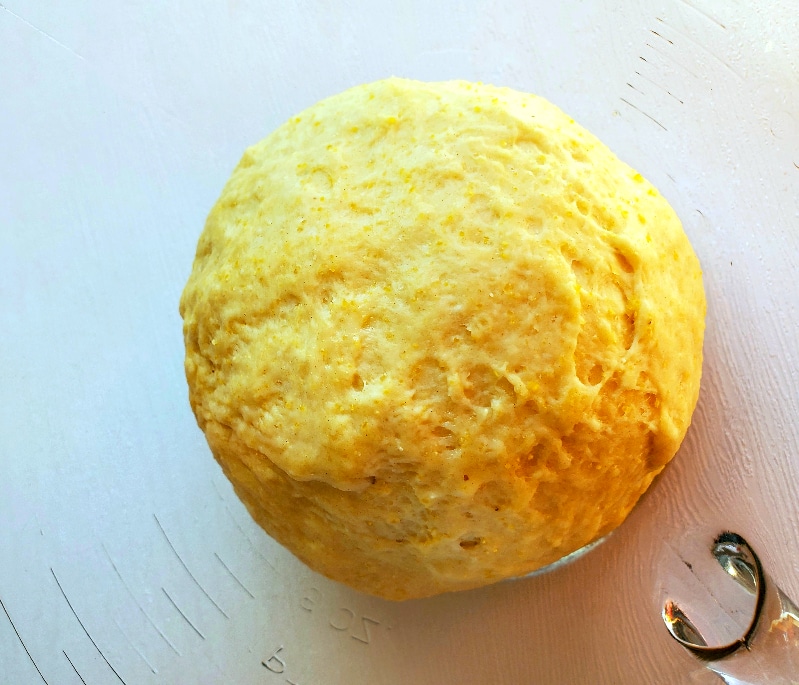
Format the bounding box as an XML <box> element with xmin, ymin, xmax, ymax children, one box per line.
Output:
<box><xmin>180</xmin><ymin>78</ymin><xmax>705</xmax><ymax>600</ymax></box>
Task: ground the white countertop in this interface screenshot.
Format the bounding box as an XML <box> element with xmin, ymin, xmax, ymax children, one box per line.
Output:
<box><xmin>2</xmin><ymin>1</ymin><xmax>798</xmax><ymax>683</ymax></box>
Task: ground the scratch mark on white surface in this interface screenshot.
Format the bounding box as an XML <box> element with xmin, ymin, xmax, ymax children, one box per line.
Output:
<box><xmin>643</xmin><ymin>41</ymin><xmax>700</xmax><ymax>80</ymax></box>
<box><xmin>675</xmin><ymin>0</ymin><xmax>727</xmax><ymax>30</ymax></box>
<box><xmin>113</xmin><ymin>617</ymin><xmax>158</xmax><ymax>675</ymax></box>
<box><xmin>626</xmin><ymin>82</ymin><xmax>646</xmax><ymax>95</ymax></box>
<box><xmin>619</xmin><ymin>98</ymin><xmax>668</xmax><ymax>131</ymax></box>
<box><xmin>214</xmin><ymin>551</ymin><xmax>256</xmax><ymax>599</ymax></box>
<box><xmin>212</xmin><ymin>478</ymin><xmax>279</xmax><ymax>573</ymax></box>
<box><xmin>0</xmin><ymin>596</ymin><xmax>51</xmax><ymax>684</ymax></box>
<box><xmin>101</xmin><ymin>542</ymin><xmax>182</xmax><ymax>656</ymax></box>
<box><xmin>51</xmin><ymin>568</ymin><xmax>128</xmax><ymax>684</ymax></box>
<box><xmin>649</xmin><ymin>29</ymin><xmax>674</xmax><ymax>45</ymax></box>
<box><xmin>161</xmin><ymin>588</ymin><xmax>206</xmax><ymax>640</ymax></box>
<box><xmin>63</xmin><ymin>651</ymin><xmax>87</xmax><ymax>685</ymax></box>
<box><xmin>153</xmin><ymin>513</ymin><xmax>230</xmax><ymax>620</ymax></box>
<box><xmin>0</xmin><ymin>3</ymin><xmax>85</xmax><ymax>61</ymax></box>
<box><xmin>653</xmin><ymin>18</ymin><xmax>743</xmax><ymax>82</ymax></box>
<box><xmin>634</xmin><ymin>70</ymin><xmax>685</xmax><ymax>104</ymax></box>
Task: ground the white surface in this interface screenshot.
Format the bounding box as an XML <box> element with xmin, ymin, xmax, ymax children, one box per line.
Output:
<box><xmin>2</xmin><ymin>1</ymin><xmax>798</xmax><ymax>683</ymax></box>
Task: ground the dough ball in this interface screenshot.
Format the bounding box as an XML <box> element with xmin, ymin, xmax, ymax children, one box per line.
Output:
<box><xmin>180</xmin><ymin>78</ymin><xmax>705</xmax><ymax>600</ymax></box>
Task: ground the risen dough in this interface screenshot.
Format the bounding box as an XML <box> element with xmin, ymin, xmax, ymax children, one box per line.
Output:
<box><xmin>180</xmin><ymin>78</ymin><xmax>705</xmax><ymax>600</ymax></box>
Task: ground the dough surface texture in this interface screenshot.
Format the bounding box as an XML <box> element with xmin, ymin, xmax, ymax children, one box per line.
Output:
<box><xmin>180</xmin><ymin>78</ymin><xmax>706</xmax><ymax>600</ymax></box>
